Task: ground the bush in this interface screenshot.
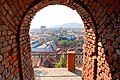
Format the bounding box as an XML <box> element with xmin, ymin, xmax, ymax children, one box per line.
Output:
<box><xmin>55</xmin><ymin>54</ymin><xmax>67</xmax><ymax>68</ymax></box>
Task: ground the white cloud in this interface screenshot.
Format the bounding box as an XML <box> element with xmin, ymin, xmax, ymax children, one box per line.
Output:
<box><xmin>30</xmin><ymin>5</ymin><xmax>83</xmax><ymax>28</ymax></box>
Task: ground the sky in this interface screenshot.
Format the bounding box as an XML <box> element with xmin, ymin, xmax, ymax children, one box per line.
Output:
<box><xmin>30</xmin><ymin>5</ymin><xmax>83</xmax><ymax>29</ymax></box>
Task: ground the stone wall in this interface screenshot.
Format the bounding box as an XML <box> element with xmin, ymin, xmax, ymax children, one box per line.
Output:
<box><xmin>0</xmin><ymin>0</ymin><xmax>120</xmax><ymax>80</ymax></box>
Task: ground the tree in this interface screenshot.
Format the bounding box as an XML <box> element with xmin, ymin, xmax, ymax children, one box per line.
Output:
<box><xmin>58</xmin><ymin>40</ymin><xmax>69</xmax><ymax>45</ymax></box>
<box><xmin>55</xmin><ymin>54</ymin><xmax>67</xmax><ymax>68</ymax></box>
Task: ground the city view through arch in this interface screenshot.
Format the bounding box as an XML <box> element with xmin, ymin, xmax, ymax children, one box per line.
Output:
<box><xmin>30</xmin><ymin>5</ymin><xmax>84</xmax><ymax>80</ymax></box>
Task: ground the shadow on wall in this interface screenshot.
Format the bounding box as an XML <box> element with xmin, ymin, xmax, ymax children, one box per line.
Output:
<box><xmin>98</xmin><ymin>23</ymin><xmax>120</xmax><ymax>80</ymax></box>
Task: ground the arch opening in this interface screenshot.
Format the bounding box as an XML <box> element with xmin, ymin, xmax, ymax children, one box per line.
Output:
<box><xmin>0</xmin><ymin>0</ymin><xmax>120</xmax><ymax>80</ymax></box>
<box><xmin>30</xmin><ymin>5</ymin><xmax>84</xmax><ymax>79</ymax></box>
<box><xmin>19</xmin><ymin>1</ymin><xmax>98</xmax><ymax>80</ymax></box>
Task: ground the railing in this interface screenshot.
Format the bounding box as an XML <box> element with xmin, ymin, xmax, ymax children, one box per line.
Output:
<box><xmin>31</xmin><ymin>53</ymin><xmax>83</xmax><ymax>56</ymax></box>
<box><xmin>31</xmin><ymin>53</ymin><xmax>83</xmax><ymax>68</ymax></box>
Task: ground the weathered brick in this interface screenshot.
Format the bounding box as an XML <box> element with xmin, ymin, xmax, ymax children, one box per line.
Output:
<box><xmin>19</xmin><ymin>10</ymin><xmax>23</xmax><ymax>16</ymax></box>
<box><xmin>96</xmin><ymin>5</ymin><xmax>104</xmax><ymax>18</ymax></box>
<box><xmin>6</xmin><ymin>14</ymin><xmax>15</xmax><ymax>27</ymax></box>
<box><xmin>116</xmin><ymin>37</ymin><xmax>120</xmax><ymax>43</ymax></box>
<box><xmin>98</xmin><ymin>24</ymin><xmax>106</xmax><ymax>34</ymax></box>
<box><xmin>3</xmin><ymin>41</ymin><xmax>7</xmax><ymax>47</ymax></box>
<box><xmin>2</xmin><ymin>69</ymin><xmax>7</xmax><ymax>76</ymax></box>
<box><xmin>114</xmin><ymin>72</ymin><xmax>120</xmax><ymax>79</ymax></box>
<box><xmin>0</xmin><ymin>0</ymin><xmax>5</xmax><ymax>4</ymax></box>
<box><xmin>0</xmin><ymin>55</ymin><xmax>3</xmax><ymax>61</ymax></box>
<box><xmin>2</xmin><ymin>30</ymin><xmax>7</xmax><ymax>36</ymax></box>
<box><xmin>116</xmin><ymin>49</ymin><xmax>120</xmax><ymax>55</ymax></box>
<box><xmin>10</xmin><ymin>4</ymin><xmax>20</xmax><ymax>17</ymax></box>
<box><xmin>0</xmin><ymin>19</ymin><xmax>5</xmax><ymax>25</ymax></box>
<box><xmin>6</xmin><ymin>36</ymin><xmax>10</xmax><ymax>40</ymax></box>
<box><xmin>5</xmin><ymin>62</ymin><xmax>9</xmax><ymax>68</ymax></box>
<box><xmin>12</xmin><ymin>0</ymin><xmax>21</xmax><ymax>11</ymax></box>
<box><xmin>0</xmin><ymin>43</ymin><xmax>2</xmax><ymax>48</ymax></box>
<box><xmin>18</xmin><ymin>0</ymin><xmax>26</xmax><ymax>12</ymax></box>
<box><xmin>112</xmin><ymin>42</ymin><xmax>118</xmax><ymax>48</ymax></box>
<box><xmin>113</xmin><ymin>29</ymin><xmax>118</xmax><ymax>35</ymax></box>
<box><xmin>0</xmin><ymin>37</ymin><xmax>5</xmax><ymax>43</ymax></box>
<box><xmin>3</xmin><ymin>2</ymin><xmax>14</xmax><ymax>18</ymax></box>
<box><xmin>112</xmin><ymin>54</ymin><xmax>118</xmax><ymax>61</ymax></box>
<box><xmin>106</xmin><ymin>40</ymin><xmax>112</xmax><ymax>46</ymax></box>
<box><xmin>1</xmin><ymin>45</ymin><xmax>10</xmax><ymax>53</ymax></box>
<box><xmin>110</xmin><ymin>65</ymin><xmax>115</xmax><ymax>72</ymax></box>
<box><xmin>6</xmin><ymin>0</ymin><xmax>12</xmax><ymax>5</ymax></box>
<box><xmin>11</xmin><ymin>35</ymin><xmax>16</xmax><ymax>39</ymax></box>
<box><xmin>0</xmin><ymin>75</ymin><xmax>2</xmax><ymax>80</ymax></box>
<box><xmin>0</xmin><ymin>66</ymin><xmax>4</xmax><ymax>74</ymax></box>
<box><xmin>105</xmin><ymin>34</ymin><xmax>114</xmax><ymax>41</ymax></box>
<box><xmin>8</xmin><ymin>31</ymin><xmax>13</xmax><ymax>35</ymax></box>
<box><xmin>107</xmin><ymin>0</ymin><xmax>119</xmax><ymax>15</ymax></box>
<box><xmin>113</xmin><ymin>62</ymin><xmax>120</xmax><ymax>70</ymax></box>
<box><xmin>0</xmin><ymin>4</ymin><xmax>6</xmax><ymax>15</ymax></box>
<box><xmin>0</xmin><ymin>1</ymin><xmax>120</xmax><ymax>80</ymax></box>
<box><xmin>109</xmin><ymin>46</ymin><xmax>114</xmax><ymax>54</ymax></box>
<box><xmin>3</xmin><ymin>52</ymin><xmax>8</xmax><ymax>59</ymax></box>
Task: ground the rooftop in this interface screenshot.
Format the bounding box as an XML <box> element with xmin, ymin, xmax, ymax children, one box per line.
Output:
<box><xmin>38</xmin><ymin>44</ymin><xmax>47</xmax><ymax>48</ymax></box>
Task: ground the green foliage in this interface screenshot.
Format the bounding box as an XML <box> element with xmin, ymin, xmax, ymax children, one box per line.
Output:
<box><xmin>58</xmin><ymin>40</ymin><xmax>84</xmax><ymax>45</ymax></box>
<box><xmin>58</xmin><ymin>40</ymin><xmax>69</xmax><ymax>45</ymax></box>
<box><xmin>55</xmin><ymin>54</ymin><xmax>67</xmax><ymax>68</ymax></box>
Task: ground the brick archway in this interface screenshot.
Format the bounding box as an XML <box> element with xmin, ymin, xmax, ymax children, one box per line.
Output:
<box><xmin>0</xmin><ymin>0</ymin><xmax>120</xmax><ymax>80</ymax></box>
<box><xmin>19</xmin><ymin>1</ymin><xmax>98</xmax><ymax>80</ymax></box>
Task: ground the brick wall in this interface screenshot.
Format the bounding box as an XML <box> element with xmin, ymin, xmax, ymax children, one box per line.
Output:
<box><xmin>0</xmin><ymin>0</ymin><xmax>120</xmax><ymax>80</ymax></box>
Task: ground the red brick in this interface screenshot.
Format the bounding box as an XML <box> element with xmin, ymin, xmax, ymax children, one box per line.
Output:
<box><xmin>3</xmin><ymin>41</ymin><xmax>8</xmax><ymax>47</ymax></box>
<box><xmin>10</xmin><ymin>5</ymin><xmax>19</xmax><ymax>17</ymax></box>
<box><xmin>105</xmin><ymin>56</ymin><xmax>113</xmax><ymax>64</ymax></box>
<box><xmin>116</xmin><ymin>37</ymin><xmax>120</xmax><ymax>43</ymax></box>
<box><xmin>104</xmin><ymin>0</ymin><xmax>109</xmax><ymax>4</ymax></box>
<box><xmin>12</xmin><ymin>0</ymin><xmax>21</xmax><ymax>11</ymax></box>
<box><xmin>109</xmin><ymin>0</ymin><xmax>115</xmax><ymax>4</ymax></box>
<box><xmin>5</xmin><ymin>62</ymin><xmax>9</xmax><ymax>68</ymax></box>
<box><xmin>105</xmin><ymin>34</ymin><xmax>114</xmax><ymax>41</ymax></box>
<box><xmin>110</xmin><ymin>65</ymin><xmax>115</xmax><ymax>71</ymax></box>
<box><xmin>98</xmin><ymin>24</ymin><xmax>106</xmax><ymax>34</ymax></box>
<box><xmin>112</xmin><ymin>42</ymin><xmax>118</xmax><ymax>48</ymax></box>
<box><xmin>2</xmin><ymin>31</ymin><xmax>7</xmax><ymax>36</ymax></box>
<box><xmin>0</xmin><ymin>0</ymin><xmax>5</xmax><ymax>4</ymax></box>
<box><xmin>113</xmin><ymin>62</ymin><xmax>120</xmax><ymax>70</ymax></box>
<box><xmin>113</xmin><ymin>29</ymin><xmax>118</xmax><ymax>35</ymax></box>
<box><xmin>18</xmin><ymin>0</ymin><xmax>25</xmax><ymax>12</ymax></box>
<box><xmin>6</xmin><ymin>14</ymin><xmax>15</xmax><ymax>27</ymax></box>
<box><xmin>107</xmin><ymin>0</ymin><xmax>119</xmax><ymax>15</ymax></box>
<box><xmin>0</xmin><ymin>37</ymin><xmax>5</xmax><ymax>43</ymax></box>
<box><xmin>0</xmin><ymin>4</ymin><xmax>6</xmax><ymax>15</ymax></box>
<box><xmin>0</xmin><ymin>55</ymin><xmax>3</xmax><ymax>61</ymax></box>
<box><xmin>99</xmin><ymin>15</ymin><xmax>107</xmax><ymax>26</ymax></box>
<box><xmin>3</xmin><ymin>2</ymin><xmax>14</xmax><ymax>18</ymax></box>
<box><xmin>109</xmin><ymin>46</ymin><xmax>114</xmax><ymax>54</ymax></box>
<box><xmin>106</xmin><ymin>40</ymin><xmax>112</xmax><ymax>46</ymax></box>
<box><xmin>0</xmin><ymin>66</ymin><xmax>4</xmax><ymax>74</ymax></box>
<box><xmin>6</xmin><ymin>0</ymin><xmax>12</xmax><ymax>5</ymax></box>
<box><xmin>112</xmin><ymin>54</ymin><xmax>118</xmax><ymax>61</ymax></box>
<box><xmin>114</xmin><ymin>72</ymin><xmax>120</xmax><ymax>79</ymax></box>
<box><xmin>103</xmin><ymin>72</ymin><xmax>111</xmax><ymax>80</ymax></box>
<box><xmin>96</xmin><ymin>5</ymin><xmax>104</xmax><ymax>18</ymax></box>
<box><xmin>8</xmin><ymin>40</ymin><xmax>12</xmax><ymax>45</ymax></box>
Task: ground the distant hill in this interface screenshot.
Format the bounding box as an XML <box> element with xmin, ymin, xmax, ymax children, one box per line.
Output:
<box><xmin>30</xmin><ymin>23</ymin><xmax>84</xmax><ymax>31</ymax></box>
<box><xmin>48</xmin><ymin>23</ymin><xmax>84</xmax><ymax>29</ymax></box>
<box><xmin>61</xmin><ymin>23</ymin><xmax>84</xmax><ymax>28</ymax></box>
